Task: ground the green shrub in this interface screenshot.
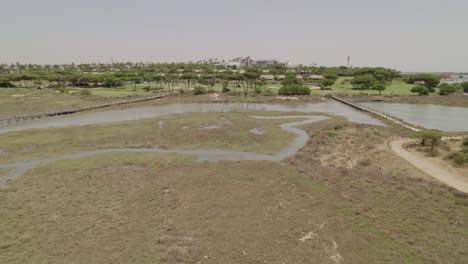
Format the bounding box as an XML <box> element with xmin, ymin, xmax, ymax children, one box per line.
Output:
<box><xmin>412</xmin><ymin>129</ymin><xmax>443</xmax><ymax>151</ymax></box>
<box><xmin>278</xmin><ymin>85</ymin><xmax>311</xmax><ymax>96</ymax></box>
<box><xmin>341</xmin><ymin>79</ymin><xmax>350</xmax><ymax>85</ymax></box>
<box><xmin>411</xmin><ymin>85</ymin><xmax>429</xmax><ymax>96</ymax></box>
<box><xmin>80</xmin><ymin>89</ymin><xmax>91</xmax><ymax>96</ymax></box>
<box><xmin>447</xmin><ymin>139</ymin><xmax>468</xmax><ymax>165</ymax></box>
<box><xmin>193</xmin><ymin>86</ymin><xmax>207</xmax><ymax>95</ymax></box>
<box><xmin>262</xmin><ymin>88</ymin><xmax>275</xmax><ymax>96</ymax></box>
<box><xmin>319</xmin><ymin>78</ymin><xmax>335</xmax><ymax>89</ymax></box>
<box><xmin>438</xmin><ymin>83</ymin><xmax>456</xmax><ymax>95</ymax></box>
<box><xmin>453</xmin><ymin>153</ymin><xmax>468</xmax><ymax>165</ymax></box>
<box><xmin>254</xmin><ymin>86</ymin><xmax>262</xmax><ymax>94</ymax></box>
<box><xmin>462</xmin><ymin>138</ymin><xmax>468</xmax><ymax>147</ymax></box>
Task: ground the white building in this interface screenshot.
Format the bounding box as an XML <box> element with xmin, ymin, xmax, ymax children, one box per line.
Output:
<box><xmin>223</xmin><ymin>56</ymin><xmax>291</xmax><ymax>68</ymax></box>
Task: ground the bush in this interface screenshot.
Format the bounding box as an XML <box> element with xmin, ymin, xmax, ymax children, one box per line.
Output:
<box><xmin>438</xmin><ymin>83</ymin><xmax>456</xmax><ymax>95</ymax></box>
<box><xmin>406</xmin><ymin>73</ymin><xmax>441</xmax><ymax>88</ymax></box>
<box><xmin>462</xmin><ymin>138</ymin><xmax>468</xmax><ymax>147</ymax></box>
<box><xmin>193</xmin><ymin>86</ymin><xmax>207</xmax><ymax>95</ymax></box>
<box><xmin>462</xmin><ymin>82</ymin><xmax>468</xmax><ymax>93</ymax></box>
<box><xmin>351</xmin><ymin>74</ymin><xmax>377</xmax><ymax>90</ymax></box>
<box><xmin>262</xmin><ymin>88</ymin><xmax>275</xmax><ymax>96</ymax></box>
<box><xmin>281</xmin><ymin>75</ymin><xmax>303</xmax><ymax>86</ymax></box>
<box><xmin>278</xmin><ymin>85</ymin><xmax>311</xmax><ymax>96</ymax></box>
<box><xmin>447</xmin><ymin>138</ymin><xmax>468</xmax><ymax>165</ymax></box>
<box><xmin>319</xmin><ymin>78</ymin><xmax>336</xmax><ymax>89</ymax></box>
<box><xmin>254</xmin><ymin>86</ymin><xmax>262</xmax><ymax>94</ymax></box>
<box><xmin>411</xmin><ymin>85</ymin><xmax>429</xmax><ymax>96</ymax></box>
<box><xmin>452</xmin><ymin>153</ymin><xmax>468</xmax><ymax>165</ymax></box>
<box><xmin>222</xmin><ymin>86</ymin><xmax>230</xmax><ymax>93</ymax></box>
<box><xmin>341</xmin><ymin>79</ymin><xmax>350</xmax><ymax>85</ymax></box>
<box><xmin>412</xmin><ymin>129</ymin><xmax>443</xmax><ymax>151</ymax></box>
<box><xmin>80</xmin><ymin>89</ymin><xmax>91</xmax><ymax>96</ymax></box>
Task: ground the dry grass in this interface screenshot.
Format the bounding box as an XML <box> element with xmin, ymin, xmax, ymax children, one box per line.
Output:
<box><xmin>0</xmin><ymin>112</ymin><xmax>304</xmax><ymax>163</ymax></box>
<box><xmin>1</xmin><ymin>113</ymin><xmax>468</xmax><ymax>263</ymax></box>
<box><xmin>0</xmin><ymin>153</ymin><xmax>412</xmax><ymax>264</ymax></box>
<box><xmin>0</xmin><ymin>169</ymin><xmax>9</xmax><ymax>178</ymax></box>
<box><xmin>289</xmin><ymin>118</ymin><xmax>468</xmax><ymax>263</ymax></box>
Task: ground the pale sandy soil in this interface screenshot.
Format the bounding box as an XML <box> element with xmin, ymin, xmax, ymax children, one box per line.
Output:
<box><xmin>391</xmin><ymin>139</ymin><xmax>468</xmax><ymax>193</ymax></box>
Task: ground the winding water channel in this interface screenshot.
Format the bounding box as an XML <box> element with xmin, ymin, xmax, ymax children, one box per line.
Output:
<box><xmin>1</xmin><ymin>100</ymin><xmax>466</xmax><ymax>185</ymax></box>
<box><xmin>0</xmin><ymin>101</ymin><xmax>386</xmax><ymax>184</ymax></box>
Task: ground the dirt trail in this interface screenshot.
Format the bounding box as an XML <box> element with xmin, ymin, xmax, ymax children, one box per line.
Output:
<box><xmin>390</xmin><ymin>139</ymin><xmax>468</xmax><ymax>193</ymax></box>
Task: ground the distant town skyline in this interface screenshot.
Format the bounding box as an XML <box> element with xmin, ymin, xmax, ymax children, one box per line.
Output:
<box><xmin>1</xmin><ymin>0</ymin><xmax>468</xmax><ymax>72</ymax></box>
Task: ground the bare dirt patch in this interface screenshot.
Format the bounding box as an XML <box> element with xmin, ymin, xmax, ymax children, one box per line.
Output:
<box><xmin>248</xmin><ymin>127</ymin><xmax>268</xmax><ymax>135</ymax></box>
<box><xmin>199</xmin><ymin>117</ymin><xmax>233</xmax><ymax>130</ymax></box>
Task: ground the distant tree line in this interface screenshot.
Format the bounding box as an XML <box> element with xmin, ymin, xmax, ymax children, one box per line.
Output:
<box><xmin>403</xmin><ymin>73</ymin><xmax>467</xmax><ymax>96</ymax></box>
<box><xmin>0</xmin><ymin>62</ymin><xmax>405</xmax><ymax>95</ymax></box>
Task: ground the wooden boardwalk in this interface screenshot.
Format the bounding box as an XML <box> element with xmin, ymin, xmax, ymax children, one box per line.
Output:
<box><xmin>330</xmin><ymin>95</ymin><xmax>421</xmax><ymax>131</ymax></box>
<box><xmin>0</xmin><ymin>93</ymin><xmax>172</xmax><ymax>124</ymax></box>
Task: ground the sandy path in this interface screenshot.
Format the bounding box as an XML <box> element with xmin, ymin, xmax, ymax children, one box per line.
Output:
<box><xmin>391</xmin><ymin>139</ymin><xmax>468</xmax><ymax>193</ymax></box>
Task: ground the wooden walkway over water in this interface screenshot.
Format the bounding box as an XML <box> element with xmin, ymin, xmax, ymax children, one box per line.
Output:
<box><xmin>0</xmin><ymin>93</ymin><xmax>171</xmax><ymax>124</ymax></box>
<box><xmin>330</xmin><ymin>95</ymin><xmax>421</xmax><ymax>131</ymax></box>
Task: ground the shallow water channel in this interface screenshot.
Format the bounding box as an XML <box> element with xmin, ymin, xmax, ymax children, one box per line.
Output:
<box><xmin>0</xmin><ymin>101</ymin><xmax>384</xmax><ymax>184</ymax></box>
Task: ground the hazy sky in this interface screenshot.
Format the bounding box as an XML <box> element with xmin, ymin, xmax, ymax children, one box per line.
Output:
<box><xmin>1</xmin><ymin>0</ymin><xmax>467</xmax><ymax>71</ymax></box>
